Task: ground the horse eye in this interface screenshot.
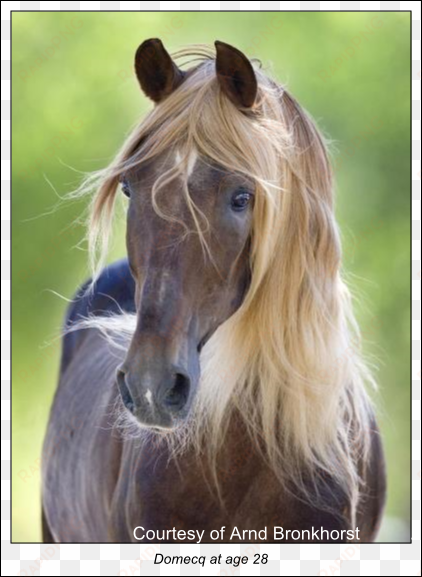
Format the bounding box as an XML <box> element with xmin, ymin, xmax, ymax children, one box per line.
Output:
<box><xmin>120</xmin><ymin>177</ymin><xmax>131</xmax><ymax>198</ymax></box>
<box><xmin>231</xmin><ymin>190</ymin><xmax>253</xmax><ymax>212</ymax></box>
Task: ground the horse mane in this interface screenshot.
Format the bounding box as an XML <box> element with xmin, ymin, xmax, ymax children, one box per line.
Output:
<box><xmin>71</xmin><ymin>45</ymin><xmax>375</xmax><ymax>525</ymax></box>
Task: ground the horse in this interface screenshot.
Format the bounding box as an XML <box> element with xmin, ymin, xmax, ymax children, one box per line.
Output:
<box><xmin>42</xmin><ymin>39</ymin><xmax>386</xmax><ymax>543</ymax></box>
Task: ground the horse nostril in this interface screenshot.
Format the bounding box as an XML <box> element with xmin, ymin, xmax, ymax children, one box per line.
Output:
<box><xmin>116</xmin><ymin>369</ymin><xmax>135</xmax><ymax>414</ymax></box>
<box><xmin>163</xmin><ymin>373</ymin><xmax>190</xmax><ymax>412</ymax></box>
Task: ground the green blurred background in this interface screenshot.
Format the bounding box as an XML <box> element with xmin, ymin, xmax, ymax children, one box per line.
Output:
<box><xmin>11</xmin><ymin>11</ymin><xmax>411</xmax><ymax>542</ymax></box>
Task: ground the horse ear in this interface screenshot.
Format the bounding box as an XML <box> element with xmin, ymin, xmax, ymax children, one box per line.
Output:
<box><xmin>215</xmin><ymin>41</ymin><xmax>258</xmax><ymax>109</ymax></box>
<box><xmin>134</xmin><ymin>38</ymin><xmax>185</xmax><ymax>103</ymax></box>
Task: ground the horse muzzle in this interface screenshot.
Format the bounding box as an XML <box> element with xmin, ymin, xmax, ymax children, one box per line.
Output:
<box><xmin>116</xmin><ymin>365</ymin><xmax>193</xmax><ymax>428</ymax></box>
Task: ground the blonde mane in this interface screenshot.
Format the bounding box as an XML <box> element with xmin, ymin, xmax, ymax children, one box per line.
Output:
<box><xmin>72</xmin><ymin>46</ymin><xmax>375</xmax><ymax>524</ymax></box>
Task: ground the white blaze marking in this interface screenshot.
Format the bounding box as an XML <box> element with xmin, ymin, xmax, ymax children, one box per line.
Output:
<box><xmin>145</xmin><ymin>389</ymin><xmax>153</xmax><ymax>405</ymax></box>
<box><xmin>175</xmin><ymin>148</ymin><xmax>197</xmax><ymax>177</ymax></box>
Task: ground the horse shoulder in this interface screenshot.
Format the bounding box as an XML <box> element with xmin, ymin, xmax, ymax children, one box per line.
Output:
<box><xmin>42</xmin><ymin>259</ymin><xmax>136</xmax><ymax>542</ymax></box>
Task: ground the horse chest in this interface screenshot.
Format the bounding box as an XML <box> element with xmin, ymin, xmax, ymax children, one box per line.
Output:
<box><xmin>108</xmin><ymin>437</ymin><xmax>289</xmax><ymax>542</ymax></box>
